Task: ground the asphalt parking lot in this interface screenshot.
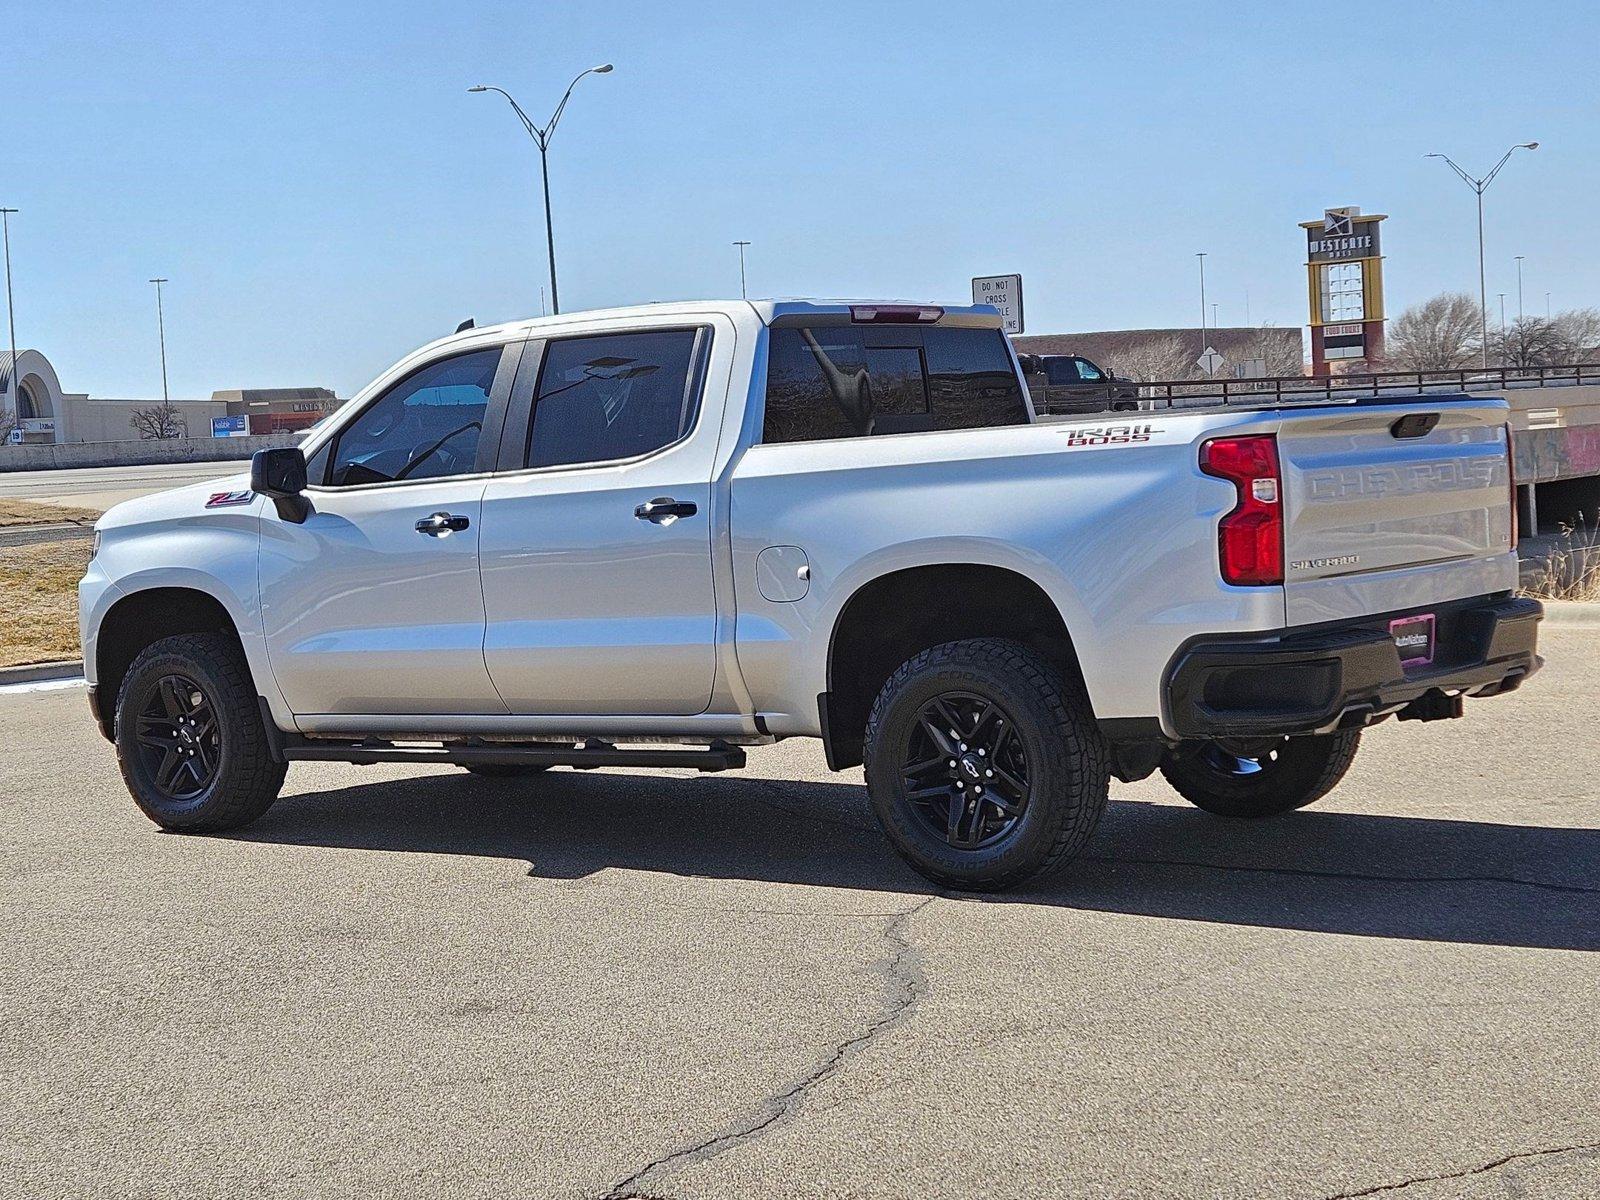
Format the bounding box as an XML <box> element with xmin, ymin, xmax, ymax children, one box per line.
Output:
<box><xmin>3</xmin><ymin>628</ymin><xmax>1597</xmax><ymax>1199</ymax></box>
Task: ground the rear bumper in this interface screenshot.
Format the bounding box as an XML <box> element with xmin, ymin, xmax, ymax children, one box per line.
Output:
<box><xmin>1164</xmin><ymin>594</ymin><xmax>1542</xmax><ymax>739</ymax></box>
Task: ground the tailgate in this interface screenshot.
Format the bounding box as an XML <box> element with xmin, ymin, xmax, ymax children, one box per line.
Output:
<box><xmin>1277</xmin><ymin>400</ymin><xmax>1517</xmax><ymax>625</ymax></box>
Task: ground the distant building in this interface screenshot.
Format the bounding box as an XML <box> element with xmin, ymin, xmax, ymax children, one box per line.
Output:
<box><xmin>2</xmin><ymin>349</ymin><xmax>345</xmax><ymax>445</ymax></box>
<box><xmin>1013</xmin><ymin>327</ymin><xmax>1305</xmax><ymax>381</ymax></box>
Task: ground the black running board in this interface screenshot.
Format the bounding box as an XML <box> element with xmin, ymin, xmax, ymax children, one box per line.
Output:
<box><xmin>279</xmin><ymin>738</ymin><xmax>746</xmax><ymax>773</ymax></box>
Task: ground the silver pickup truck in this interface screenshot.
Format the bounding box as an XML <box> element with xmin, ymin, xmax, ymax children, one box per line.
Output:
<box><xmin>80</xmin><ymin>299</ymin><xmax>1541</xmax><ymax>890</ymax></box>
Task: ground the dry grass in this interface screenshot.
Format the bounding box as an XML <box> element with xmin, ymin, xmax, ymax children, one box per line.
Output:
<box><xmin>0</xmin><ymin>537</ymin><xmax>91</xmax><ymax>666</ymax></box>
<box><xmin>0</xmin><ymin>499</ymin><xmax>100</xmax><ymax>527</ymax></box>
<box><xmin>1520</xmin><ymin>521</ymin><xmax>1600</xmax><ymax>603</ymax></box>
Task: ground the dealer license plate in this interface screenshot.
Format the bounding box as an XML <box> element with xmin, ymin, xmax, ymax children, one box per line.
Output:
<box><xmin>1389</xmin><ymin>613</ymin><xmax>1436</xmax><ymax>669</ymax></box>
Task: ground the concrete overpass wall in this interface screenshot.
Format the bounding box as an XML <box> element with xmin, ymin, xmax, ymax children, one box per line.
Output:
<box><xmin>0</xmin><ymin>432</ymin><xmax>297</xmax><ymax>473</ymax></box>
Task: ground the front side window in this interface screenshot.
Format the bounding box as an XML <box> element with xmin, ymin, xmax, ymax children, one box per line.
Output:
<box><xmin>1073</xmin><ymin>358</ymin><xmax>1103</xmax><ymax>381</ymax></box>
<box><xmin>527</xmin><ymin>329</ymin><xmax>703</xmax><ymax>469</ymax></box>
<box><xmin>324</xmin><ymin>348</ymin><xmax>501</xmax><ymax>486</ymax></box>
<box><xmin>762</xmin><ymin>324</ymin><xmax>1027</xmax><ymax>444</ymax></box>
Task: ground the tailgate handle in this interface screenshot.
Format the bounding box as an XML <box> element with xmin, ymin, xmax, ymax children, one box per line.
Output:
<box><xmin>1391</xmin><ymin>412</ymin><xmax>1441</xmax><ymax>439</ymax></box>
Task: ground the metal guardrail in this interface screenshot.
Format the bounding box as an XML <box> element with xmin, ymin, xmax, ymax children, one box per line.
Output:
<box><xmin>1035</xmin><ymin>362</ymin><xmax>1600</xmax><ymax>414</ymax></box>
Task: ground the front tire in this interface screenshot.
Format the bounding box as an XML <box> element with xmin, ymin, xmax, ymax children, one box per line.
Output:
<box><xmin>1159</xmin><ymin>730</ymin><xmax>1361</xmax><ymax>818</ymax></box>
<box><xmin>863</xmin><ymin>638</ymin><xmax>1110</xmax><ymax>892</ymax></box>
<box><xmin>115</xmin><ymin>632</ymin><xmax>287</xmax><ymax>833</ymax></box>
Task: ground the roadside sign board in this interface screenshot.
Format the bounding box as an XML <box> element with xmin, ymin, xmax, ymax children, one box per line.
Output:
<box><xmin>1197</xmin><ymin>346</ymin><xmax>1225</xmax><ymax>376</ymax></box>
<box><xmin>212</xmin><ymin>415</ymin><xmax>250</xmax><ymax>438</ymax></box>
<box><xmin>971</xmin><ymin>274</ymin><xmax>1024</xmax><ymax>334</ymax></box>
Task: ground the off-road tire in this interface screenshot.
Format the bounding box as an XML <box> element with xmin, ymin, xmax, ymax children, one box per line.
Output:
<box><xmin>115</xmin><ymin>632</ymin><xmax>287</xmax><ymax>832</ymax></box>
<box><xmin>1159</xmin><ymin>730</ymin><xmax>1361</xmax><ymax>818</ymax></box>
<box><xmin>863</xmin><ymin>638</ymin><xmax>1111</xmax><ymax>892</ymax></box>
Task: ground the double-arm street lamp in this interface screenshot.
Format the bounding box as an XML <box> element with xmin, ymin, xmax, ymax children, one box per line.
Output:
<box><xmin>470</xmin><ymin>65</ymin><xmax>613</xmax><ymax>316</ymax></box>
<box><xmin>1425</xmin><ymin>142</ymin><xmax>1538</xmax><ymax>368</ymax></box>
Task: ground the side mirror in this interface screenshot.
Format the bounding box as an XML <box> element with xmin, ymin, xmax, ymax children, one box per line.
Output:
<box><xmin>251</xmin><ymin>447</ymin><xmax>311</xmax><ymax>523</ymax></box>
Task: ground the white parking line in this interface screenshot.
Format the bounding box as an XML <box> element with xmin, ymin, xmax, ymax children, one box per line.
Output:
<box><xmin>0</xmin><ymin>677</ymin><xmax>86</xmax><ymax>696</ymax></box>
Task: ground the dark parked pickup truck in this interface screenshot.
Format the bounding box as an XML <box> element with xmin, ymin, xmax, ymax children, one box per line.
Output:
<box><xmin>1017</xmin><ymin>352</ymin><xmax>1141</xmax><ymax>414</ymax></box>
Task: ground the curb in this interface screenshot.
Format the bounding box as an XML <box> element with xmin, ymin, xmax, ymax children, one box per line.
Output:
<box><xmin>1537</xmin><ymin>601</ymin><xmax>1600</xmax><ymax>627</ymax></box>
<box><xmin>0</xmin><ymin>659</ymin><xmax>84</xmax><ymax>685</ymax></box>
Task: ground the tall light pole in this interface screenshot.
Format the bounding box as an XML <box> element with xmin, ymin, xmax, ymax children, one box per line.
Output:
<box><xmin>1546</xmin><ymin>292</ymin><xmax>1552</xmax><ymax>320</ymax></box>
<box><xmin>470</xmin><ymin>65</ymin><xmax>614</xmax><ymax>316</ymax></box>
<box><xmin>149</xmin><ymin>278</ymin><xmax>171</xmax><ymax>406</ymax></box>
<box><xmin>1515</xmin><ymin>255</ymin><xmax>1526</xmax><ymax>324</ymax></box>
<box><xmin>1425</xmin><ymin>142</ymin><xmax>1539</xmax><ymax>368</ymax></box>
<box><xmin>1196</xmin><ymin>252</ymin><xmax>1208</xmax><ymax>372</ymax></box>
<box><xmin>1</xmin><ymin>207</ymin><xmax>17</xmax><ymax>421</ymax></box>
<box><xmin>732</xmin><ymin>240</ymin><xmax>751</xmax><ymax>299</ymax></box>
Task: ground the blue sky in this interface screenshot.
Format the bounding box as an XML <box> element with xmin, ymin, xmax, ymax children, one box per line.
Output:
<box><xmin>7</xmin><ymin>0</ymin><xmax>1598</xmax><ymax>399</ymax></box>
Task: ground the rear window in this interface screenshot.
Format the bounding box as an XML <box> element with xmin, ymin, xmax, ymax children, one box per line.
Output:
<box><xmin>761</xmin><ymin>325</ymin><xmax>1028</xmax><ymax>444</ymax></box>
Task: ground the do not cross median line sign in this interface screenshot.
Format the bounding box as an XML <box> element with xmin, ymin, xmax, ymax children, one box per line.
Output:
<box><xmin>971</xmin><ymin>274</ymin><xmax>1024</xmax><ymax>334</ymax></box>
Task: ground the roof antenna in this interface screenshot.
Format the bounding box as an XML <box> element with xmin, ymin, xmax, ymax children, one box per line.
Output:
<box><xmin>455</xmin><ymin>318</ymin><xmax>475</xmax><ymax>333</ymax></box>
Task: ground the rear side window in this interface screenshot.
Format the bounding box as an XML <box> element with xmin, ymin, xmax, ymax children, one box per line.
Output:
<box><xmin>527</xmin><ymin>329</ymin><xmax>704</xmax><ymax>469</ymax></box>
<box><xmin>761</xmin><ymin>325</ymin><xmax>1027</xmax><ymax>444</ymax></box>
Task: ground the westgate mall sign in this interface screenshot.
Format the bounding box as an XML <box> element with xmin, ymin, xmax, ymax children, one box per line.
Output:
<box><xmin>1307</xmin><ymin>208</ymin><xmax>1383</xmax><ymax>263</ymax></box>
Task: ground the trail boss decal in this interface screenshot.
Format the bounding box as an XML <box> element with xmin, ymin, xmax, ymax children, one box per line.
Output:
<box><xmin>1058</xmin><ymin>422</ymin><xmax>1157</xmax><ymax>448</ymax></box>
<box><xmin>205</xmin><ymin>491</ymin><xmax>254</xmax><ymax>508</ymax></box>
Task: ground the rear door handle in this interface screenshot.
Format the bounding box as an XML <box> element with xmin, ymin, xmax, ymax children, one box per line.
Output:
<box><xmin>634</xmin><ymin>497</ymin><xmax>698</xmax><ymax>523</ymax></box>
<box><xmin>415</xmin><ymin>512</ymin><xmax>471</xmax><ymax>537</ymax></box>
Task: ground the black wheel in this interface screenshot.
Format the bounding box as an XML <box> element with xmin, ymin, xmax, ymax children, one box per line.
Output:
<box><xmin>863</xmin><ymin>638</ymin><xmax>1110</xmax><ymax>892</ymax></box>
<box><xmin>1159</xmin><ymin>730</ymin><xmax>1361</xmax><ymax>818</ymax></box>
<box><xmin>461</xmin><ymin>763</ymin><xmax>551</xmax><ymax>778</ymax></box>
<box><xmin>115</xmin><ymin>632</ymin><xmax>287</xmax><ymax>832</ymax></box>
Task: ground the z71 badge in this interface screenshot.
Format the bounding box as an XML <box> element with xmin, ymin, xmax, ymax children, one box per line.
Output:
<box><xmin>205</xmin><ymin>490</ymin><xmax>254</xmax><ymax>508</ymax></box>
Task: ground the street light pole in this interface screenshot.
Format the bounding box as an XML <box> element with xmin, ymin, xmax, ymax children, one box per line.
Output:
<box><xmin>1425</xmin><ymin>142</ymin><xmax>1539</xmax><ymax>369</ymax></box>
<box><xmin>470</xmin><ymin>65</ymin><xmax>614</xmax><ymax>316</ymax></box>
<box><xmin>149</xmin><ymin>278</ymin><xmax>170</xmax><ymax>406</ymax></box>
<box><xmin>1</xmin><ymin>207</ymin><xmax>17</xmax><ymax>421</ymax></box>
<box><xmin>1196</xmin><ymin>252</ymin><xmax>1208</xmax><ymax>373</ymax></box>
<box><xmin>733</xmin><ymin>241</ymin><xmax>751</xmax><ymax>299</ymax></box>
<box><xmin>1515</xmin><ymin>255</ymin><xmax>1525</xmax><ymax>324</ymax></box>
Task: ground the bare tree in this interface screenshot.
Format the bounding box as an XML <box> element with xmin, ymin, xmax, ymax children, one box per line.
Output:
<box><xmin>1492</xmin><ymin>307</ymin><xmax>1600</xmax><ymax>368</ymax></box>
<box><xmin>1231</xmin><ymin>325</ymin><xmax>1304</xmax><ymax>378</ymax></box>
<box><xmin>0</xmin><ymin>404</ymin><xmax>15</xmax><ymax>445</ymax></box>
<box><xmin>129</xmin><ymin>402</ymin><xmax>188</xmax><ymax>440</ymax></box>
<box><xmin>1101</xmin><ymin>335</ymin><xmax>1195</xmax><ymax>383</ymax></box>
<box><xmin>1554</xmin><ymin>308</ymin><xmax>1600</xmax><ymax>363</ymax></box>
<box><xmin>1384</xmin><ymin>292</ymin><xmax>1483</xmax><ymax>372</ymax></box>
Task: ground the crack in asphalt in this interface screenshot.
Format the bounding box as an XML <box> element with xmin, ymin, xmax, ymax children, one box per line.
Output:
<box><xmin>601</xmin><ymin>895</ymin><xmax>935</xmax><ymax>1199</ymax></box>
<box><xmin>1088</xmin><ymin>854</ymin><xmax>1599</xmax><ymax>896</ymax></box>
<box><xmin>1325</xmin><ymin>1139</ymin><xmax>1600</xmax><ymax>1197</ymax></box>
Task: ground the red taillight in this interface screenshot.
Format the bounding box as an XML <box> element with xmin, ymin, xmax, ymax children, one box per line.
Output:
<box><xmin>1507</xmin><ymin>425</ymin><xmax>1519</xmax><ymax>550</ymax></box>
<box><xmin>849</xmin><ymin>304</ymin><xmax>944</xmax><ymax>324</ymax></box>
<box><xmin>1201</xmin><ymin>435</ymin><xmax>1284</xmax><ymax>587</ymax></box>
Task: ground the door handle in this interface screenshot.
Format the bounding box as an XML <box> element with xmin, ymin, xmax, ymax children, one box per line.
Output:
<box><xmin>634</xmin><ymin>497</ymin><xmax>698</xmax><ymax>524</ymax></box>
<box><xmin>415</xmin><ymin>512</ymin><xmax>471</xmax><ymax>537</ymax></box>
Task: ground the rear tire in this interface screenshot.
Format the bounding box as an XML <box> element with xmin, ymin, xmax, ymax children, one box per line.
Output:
<box><xmin>1159</xmin><ymin>730</ymin><xmax>1361</xmax><ymax>818</ymax></box>
<box><xmin>863</xmin><ymin>638</ymin><xmax>1110</xmax><ymax>892</ymax></box>
<box><xmin>115</xmin><ymin>632</ymin><xmax>287</xmax><ymax>832</ymax></box>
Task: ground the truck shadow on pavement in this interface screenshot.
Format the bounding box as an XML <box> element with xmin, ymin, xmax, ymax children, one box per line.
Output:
<box><xmin>235</xmin><ymin>770</ymin><xmax>1600</xmax><ymax>951</ymax></box>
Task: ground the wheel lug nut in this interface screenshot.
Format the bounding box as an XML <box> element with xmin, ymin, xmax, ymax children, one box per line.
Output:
<box><xmin>959</xmin><ymin>743</ymin><xmax>968</xmax><ymax>752</ymax></box>
<box><xmin>985</xmin><ymin>769</ymin><xmax>994</xmax><ymax>778</ymax></box>
<box><xmin>977</xmin><ymin>748</ymin><xmax>986</xmax><ymax>757</ymax></box>
<box><xmin>955</xmin><ymin>781</ymin><xmax>964</xmax><ymax>789</ymax></box>
<box><xmin>948</xmin><ymin>760</ymin><xmax>957</xmax><ymax>768</ymax></box>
